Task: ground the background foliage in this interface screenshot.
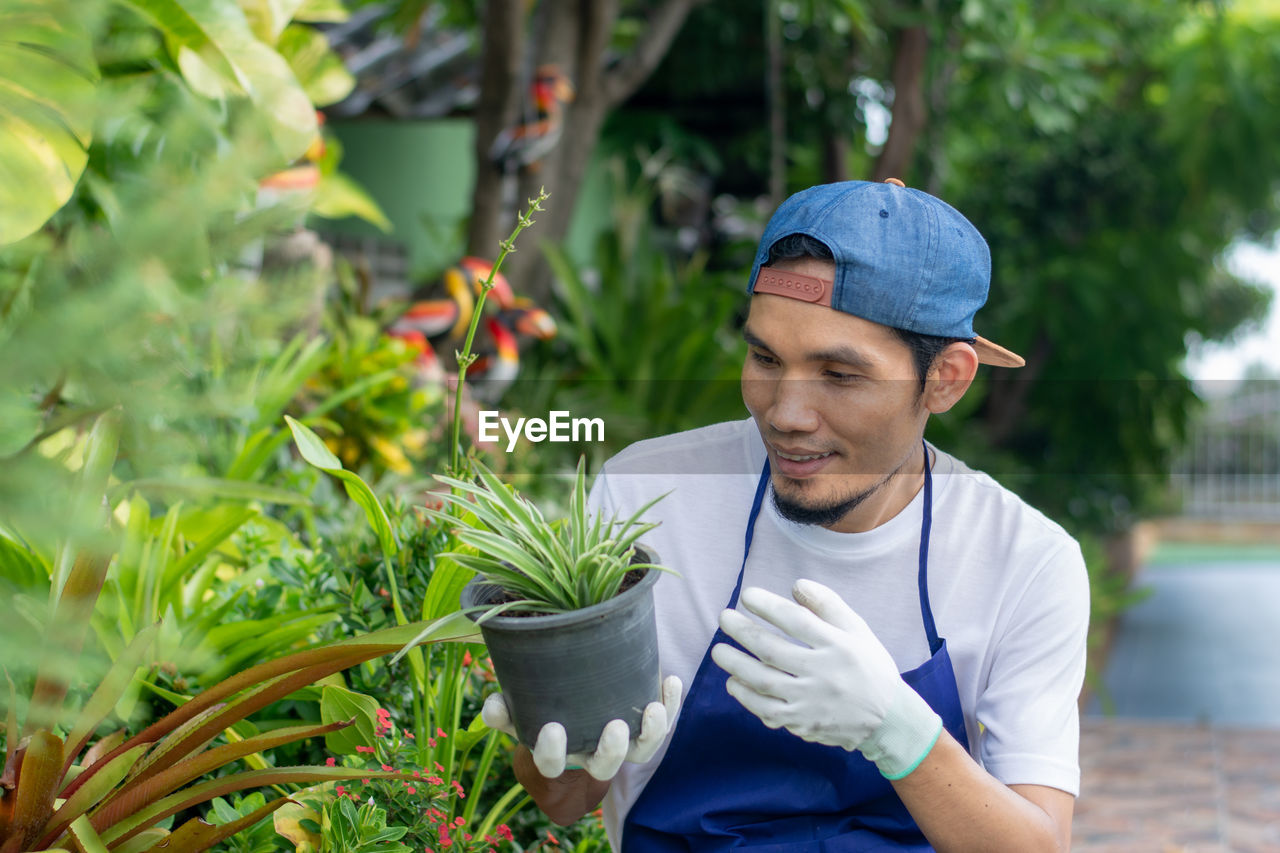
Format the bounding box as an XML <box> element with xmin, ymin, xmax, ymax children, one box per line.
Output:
<box><xmin>2</xmin><ymin>0</ymin><xmax>1279</xmax><ymax>849</ymax></box>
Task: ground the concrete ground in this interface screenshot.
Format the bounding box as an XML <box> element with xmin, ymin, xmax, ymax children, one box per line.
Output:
<box><xmin>1074</xmin><ymin>545</ymin><xmax>1280</xmax><ymax>851</ymax></box>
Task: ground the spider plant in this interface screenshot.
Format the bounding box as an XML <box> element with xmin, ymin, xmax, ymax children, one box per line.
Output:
<box><xmin>425</xmin><ymin>457</ymin><xmax>670</xmax><ymax>616</ymax></box>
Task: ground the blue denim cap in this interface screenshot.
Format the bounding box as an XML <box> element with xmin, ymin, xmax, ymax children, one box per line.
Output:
<box><xmin>747</xmin><ymin>180</ymin><xmax>1023</xmax><ymax>367</ymax></box>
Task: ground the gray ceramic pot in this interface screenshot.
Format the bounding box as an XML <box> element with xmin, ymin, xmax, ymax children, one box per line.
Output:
<box><xmin>460</xmin><ymin>546</ymin><xmax>662</xmax><ymax>755</ymax></box>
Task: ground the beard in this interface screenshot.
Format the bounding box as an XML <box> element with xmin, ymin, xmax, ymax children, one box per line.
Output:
<box><xmin>770</xmin><ymin>476</ymin><xmax>888</xmax><ymax>527</ymax></box>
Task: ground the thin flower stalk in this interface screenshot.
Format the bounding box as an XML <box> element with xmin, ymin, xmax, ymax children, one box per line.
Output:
<box><xmin>448</xmin><ymin>188</ymin><xmax>550</xmax><ymax>478</ymax></box>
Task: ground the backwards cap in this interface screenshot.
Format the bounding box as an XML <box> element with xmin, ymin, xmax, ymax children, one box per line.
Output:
<box><xmin>747</xmin><ymin>180</ymin><xmax>1023</xmax><ymax>368</ymax></box>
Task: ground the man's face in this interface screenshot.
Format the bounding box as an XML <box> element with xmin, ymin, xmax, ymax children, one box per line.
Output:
<box><xmin>740</xmin><ymin>257</ymin><xmax>931</xmax><ymax>533</ymax></box>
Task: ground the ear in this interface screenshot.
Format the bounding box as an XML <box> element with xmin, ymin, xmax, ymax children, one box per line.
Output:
<box><xmin>923</xmin><ymin>342</ymin><xmax>979</xmax><ymax>414</ymax></box>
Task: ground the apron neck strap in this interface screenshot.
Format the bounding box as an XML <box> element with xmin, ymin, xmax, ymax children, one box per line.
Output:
<box><xmin>918</xmin><ymin>440</ymin><xmax>941</xmax><ymax>655</ymax></box>
<box><xmin>728</xmin><ymin>463</ymin><xmax>773</xmax><ymax>612</ymax></box>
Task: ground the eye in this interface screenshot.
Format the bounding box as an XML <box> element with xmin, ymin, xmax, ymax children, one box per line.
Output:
<box><xmin>823</xmin><ymin>369</ymin><xmax>862</xmax><ymax>385</ymax></box>
<box><xmin>749</xmin><ymin>350</ymin><xmax>778</xmax><ymax>367</ymax></box>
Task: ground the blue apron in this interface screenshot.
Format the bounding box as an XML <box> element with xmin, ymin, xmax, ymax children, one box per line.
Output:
<box><xmin>622</xmin><ymin>444</ymin><xmax>968</xmax><ymax>852</ymax></box>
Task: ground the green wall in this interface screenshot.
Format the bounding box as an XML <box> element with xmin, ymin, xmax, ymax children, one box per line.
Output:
<box><xmin>322</xmin><ymin>118</ymin><xmax>610</xmax><ymax>280</ymax></box>
<box><xmin>324</xmin><ymin>119</ymin><xmax>474</xmax><ymax>276</ymax></box>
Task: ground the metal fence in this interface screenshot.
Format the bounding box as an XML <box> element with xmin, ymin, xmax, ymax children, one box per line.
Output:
<box><xmin>1174</xmin><ymin>383</ymin><xmax>1280</xmax><ymax>520</ymax></box>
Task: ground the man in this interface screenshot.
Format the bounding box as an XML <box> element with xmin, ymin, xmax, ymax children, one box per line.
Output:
<box><xmin>484</xmin><ymin>179</ymin><xmax>1089</xmax><ymax>851</ymax></box>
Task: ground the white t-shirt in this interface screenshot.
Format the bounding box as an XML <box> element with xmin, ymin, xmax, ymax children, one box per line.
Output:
<box><xmin>588</xmin><ymin>418</ymin><xmax>1090</xmax><ymax>848</ymax></box>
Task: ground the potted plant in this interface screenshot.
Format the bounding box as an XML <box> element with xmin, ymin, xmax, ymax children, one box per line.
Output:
<box><xmin>424</xmin><ymin>457</ymin><xmax>670</xmax><ymax>755</ymax></box>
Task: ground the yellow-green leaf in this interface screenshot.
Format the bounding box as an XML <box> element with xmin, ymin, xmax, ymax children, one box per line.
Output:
<box><xmin>0</xmin><ymin>0</ymin><xmax>96</xmax><ymax>245</ymax></box>
<box><xmin>311</xmin><ymin>171</ymin><xmax>392</xmax><ymax>231</ymax></box>
<box><xmin>278</xmin><ymin>24</ymin><xmax>354</xmax><ymax>107</ymax></box>
<box><xmin>121</xmin><ymin>0</ymin><xmax>316</xmax><ymax>161</ymax></box>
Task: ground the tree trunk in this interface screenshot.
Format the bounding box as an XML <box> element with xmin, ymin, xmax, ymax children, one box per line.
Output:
<box><xmin>982</xmin><ymin>331</ymin><xmax>1052</xmax><ymax>447</ymax></box>
<box><xmin>872</xmin><ymin>26</ymin><xmax>929</xmax><ymax>184</ymax></box>
<box><xmin>467</xmin><ymin>0</ymin><xmax>527</xmax><ymax>262</ymax></box>
<box><xmin>765</xmin><ymin>0</ymin><xmax>786</xmax><ymax>207</ymax></box>
<box><xmin>468</xmin><ymin>0</ymin><xmax>704</xmax><ymax>303</ymax></box>
<box><xmin>822</xmin><ymin>134</ymin><xmax>850</xmax><ymax>184</ymax></box>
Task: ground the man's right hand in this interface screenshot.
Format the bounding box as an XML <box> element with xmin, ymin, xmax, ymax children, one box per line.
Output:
<box><xmin>481</xmin><ymin>675</ymin><xmax>683</xmax><ymax>781</ymax></box>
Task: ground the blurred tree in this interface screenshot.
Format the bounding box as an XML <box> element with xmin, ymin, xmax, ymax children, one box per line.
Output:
<box><xmin>929</xmin><ymin>0</ymin><xmax>1280</xmax><ymax>530</ymax></box>
<box><xmin>465</xmin><ymin>0</ymin><xmax>706</xmax><ymax>300</ymax></box>
<box><xmin>606</xmin><ymin>0</ymin><xmax>1279</xmax><ymax>533</ymax></box>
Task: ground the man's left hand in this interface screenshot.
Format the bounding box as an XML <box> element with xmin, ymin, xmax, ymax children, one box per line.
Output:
<box><xmin>711</xmin><ymin>579</ymin><xmax>943</xmax><ymax>779</ymax></box>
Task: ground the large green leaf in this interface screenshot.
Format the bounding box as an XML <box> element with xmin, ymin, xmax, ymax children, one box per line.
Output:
<box><xmin>121</xmin><ymin>0</ymin><xmax>316</xmax><ymax>162</ymax></box>
<box><xmin>0</xmin><ymin>0</ymin><xmax>96</xmax><ymax>245</ymax></box>
<box><xmin>319</xmin><ymin>685</ymin><xmax>379</xmax><ymax>754</ymax></box>
<box><xmin>239</xmin><ymin>0</ymin><xmax>307</xmax><ymax>43</ymax></box>
<box><xmin>277</xmin><ymin>23</ymin><xmax>354</xmax><ymax>107</ymax></box>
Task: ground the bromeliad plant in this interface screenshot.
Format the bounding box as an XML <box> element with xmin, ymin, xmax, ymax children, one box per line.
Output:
<box><xmin>0</xmin><ymin>414</ymin><xmax>479</xmax><ymax>853</ymax></box>
<box><xmin>424</xmin><ymin>457</ymin><xmax>668</xmax><ymax>617</ymax></box>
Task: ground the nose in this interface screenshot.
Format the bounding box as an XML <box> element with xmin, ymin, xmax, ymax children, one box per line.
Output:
<box><xmin>762</xmin><ymin>375</ymin><xmax>821</xmax><ymax>434</ymax></box>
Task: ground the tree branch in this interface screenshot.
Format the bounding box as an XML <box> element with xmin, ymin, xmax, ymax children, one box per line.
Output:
<box><xmin>873</xmin><ymin>25</ymin><xmax>929</xmax><ymax>183</ymax></box>
<box><xmin>603</xmin><ymin>0</ymin><xmax>704</xmax><ymax>107</ymax></box>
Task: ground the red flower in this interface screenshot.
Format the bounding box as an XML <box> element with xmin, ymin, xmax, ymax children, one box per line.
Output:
<box><xmin>546</xmin><ymin>829</ymin><xmax>560</xmax><ymax>846</ymax></box>
<box><xmin>325</xmin><ymin>757</ymin><xmax>336</xmax><ymax>767</ymax></box>
<box><xmin>496</xmin><ymin>825</ymin><xmax>514</xmax><ymax>842</ymax></box>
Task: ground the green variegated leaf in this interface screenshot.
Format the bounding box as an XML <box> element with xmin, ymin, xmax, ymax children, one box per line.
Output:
<box><xmin>120</xmin><ymin>0</ymin><xmax>316</xmax><ymax>161</ymax></box>
<box><xmin>0</xmin><ymin>0</ymin><xmax>96</xmax><ymax>245</ymax></box>
<box><xmin>276</xmin><ymin>23</ymin><xmax>354</xmax><ymax>106</ymax></box>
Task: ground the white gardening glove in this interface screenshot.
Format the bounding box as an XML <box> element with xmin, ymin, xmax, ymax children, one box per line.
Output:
<box><xmin>711</xmin><ymin>579</ymin><xmax>943</xmax><ymax>780</ymax></box>
<box><xmin>480</xmin><ymin>675</ymin><xmax>682</xmax><ymax>781</ymax></box>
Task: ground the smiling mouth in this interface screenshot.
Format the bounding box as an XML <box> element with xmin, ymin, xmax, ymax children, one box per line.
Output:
<box><xmin>774</xmin><ymin>450</ymin><xmax>834</xmax><ymax>462</ymax></box>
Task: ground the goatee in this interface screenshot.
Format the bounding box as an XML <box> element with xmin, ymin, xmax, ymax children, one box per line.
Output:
<box><xmin>771</xmin><ymin>481</ymin><xmax>881</xmax><ymax>527</ymax></box>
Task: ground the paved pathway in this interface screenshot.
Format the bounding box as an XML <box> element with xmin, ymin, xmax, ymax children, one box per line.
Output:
<box><xmin>1073</xmin><ymin>551</ymin><xmax>1280</xmax><ymax>851</ymax></box>
<box><xmin>1074</xmin><ymin>719</ymin><xmax>1280</xmax><ymax>851</ymax></box>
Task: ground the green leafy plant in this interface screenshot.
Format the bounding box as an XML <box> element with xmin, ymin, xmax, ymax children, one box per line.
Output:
<box><xmin>319</xmin><ymin>797</ymin><xmax>411</xmax><ymax>853</ymax></box>
<box><xmin>0</xmin><ymin>413</ymin><xmax>479</xmax><ymax>852</ymax></box>
<box><xmin>422</xmin><ymin>458</ymin><xmax>668</xmax><ymax>617</ymax></box>
<box><xmin>0</xmin><ymin>555</ymin><xmax>476</xmax><ymax>852</ymax></box>
<box><xmin>282</xmin><ymin>418</ymin><xmax>534</xmax><ymax>848</ymax></box>
<box><xmin>208</xmin><ymin>792</ymin><xmax>291</xmax><ymax>853</ymax></box>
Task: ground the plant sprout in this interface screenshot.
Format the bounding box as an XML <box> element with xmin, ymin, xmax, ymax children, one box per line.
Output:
<box><xmin>426</xmin><ymin>457</ymin><xmax>671</xmax><ymax>615</ymax></box>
